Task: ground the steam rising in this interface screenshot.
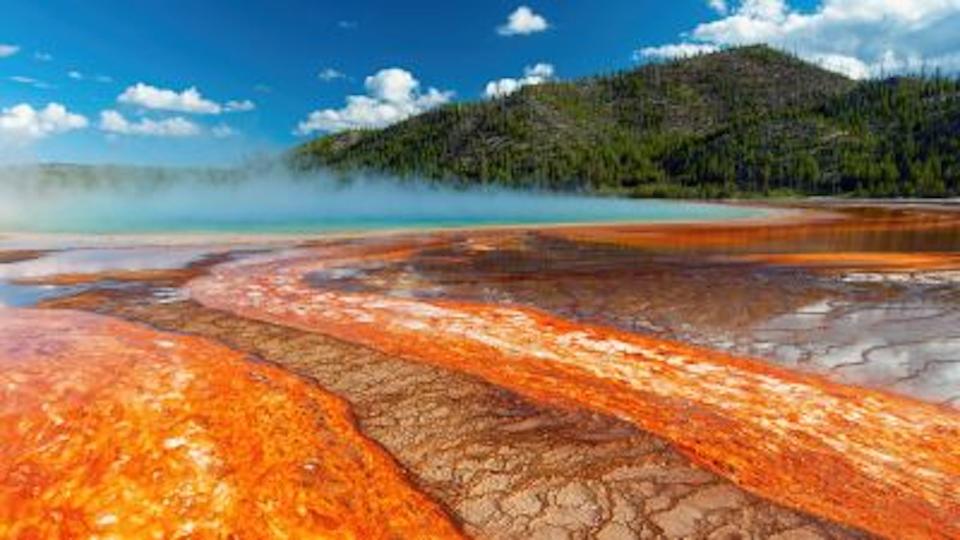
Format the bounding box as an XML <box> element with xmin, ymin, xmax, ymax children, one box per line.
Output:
<box><xmin>0</xmin><ymin>165</ymin><xmax>752</xmax><ymax>234</ymax></box>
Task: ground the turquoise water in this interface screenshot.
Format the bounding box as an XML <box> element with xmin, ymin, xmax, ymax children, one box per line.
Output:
<box><xmin>0</xmin><ymin>180</ymin><xmax>759</xmax><ymax>234</ymax></box>
<box><xmin>26</xmin><ymin>205</ymin><xmax>757</xmax><ymax>234</ymax></box>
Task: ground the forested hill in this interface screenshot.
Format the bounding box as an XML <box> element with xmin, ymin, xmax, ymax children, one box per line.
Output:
<box><xmin>291</xmin><ymin>46</ymin><xmax>960</xmax><ymax>198</ymax></box>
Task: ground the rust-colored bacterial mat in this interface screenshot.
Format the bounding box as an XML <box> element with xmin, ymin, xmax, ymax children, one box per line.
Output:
<box><xmin>0</xmin><ymin>309</ymin><xmax>462</xmax><ymax>539</ymax></box>
<box><xmin>189</xmin><ymin>234</ymin><xmax>960</xmax><ymax>540</ymax></box>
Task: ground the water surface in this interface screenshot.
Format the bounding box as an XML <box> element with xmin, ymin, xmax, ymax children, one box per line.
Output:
<box><xmin>0</xmin><ymin>173</ymin><xmax>759</xmax><ymax>234</ymax></box>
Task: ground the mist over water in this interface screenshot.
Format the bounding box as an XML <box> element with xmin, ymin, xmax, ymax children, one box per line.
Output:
<box><xmin>0</xmin><ymin>165</ymin><xmax>757</xmax><ymax>234</ymax></box>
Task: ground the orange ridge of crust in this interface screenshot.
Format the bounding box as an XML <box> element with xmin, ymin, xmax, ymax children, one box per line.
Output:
<box><xmin>11</xmin><ymin>268</ymin><xmax>197</xmax><ymax>286</ymax></box>
<box><xmin>0</xmin><ymin>308</ymin><xmax>463</xmax><ymax>540</ymax></box>
<box><xmin>0</xmin><ymin>250</ymin><xmax>48</xmax><ymax>264</ymax></box>
<box><xmin>189</xmin><ymin>239</ymin><xmax>960</xmax><ymax>540</ymax></box>
<box><xmin>728</xmin><ymin>251</ymin><xmax>960</xmax><ymax>272</ymax></box>
<box><xmin>548</xmin><ymin>207</ymin><xmax>960</xmax><ymax>250</ymax></box>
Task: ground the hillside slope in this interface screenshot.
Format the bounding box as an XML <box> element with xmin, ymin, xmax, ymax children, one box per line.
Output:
<box><xmin>292</xmin><ymin>46</ymin><xmax>960</xmax><ymax>198</ymax></box>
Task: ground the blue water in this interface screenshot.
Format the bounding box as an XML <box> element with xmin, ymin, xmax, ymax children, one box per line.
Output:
<box><xmin>40</xmin><ymin>205</ymin><xmax>755</xmax><ymax>234</ymax></box>
<box><xmin>0</xmin><ymin>176</ymin><xmax>763</xmax><ymax>306</ymax></box>
<box><xmin>0</xmin><ymin>282</ymin><xmax>60</xmax><ymax>306</ymax></box>
<box><xmin>0</xmin><ymin>176</ymin><xmax>760</xmax><ymax>234</ymax></box>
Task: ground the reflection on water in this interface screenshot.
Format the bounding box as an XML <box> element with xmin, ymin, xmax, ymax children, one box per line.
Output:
<box><xmin>0</xmin><ymin>282</ymin><xmax>69</xmax><ymax>307</ymax></box>
<box><xmin>0</xmin><ymin>247</ymin><xmax>220</xmax><ymax>280</ymax></box>
<box><xmin>0</xmin><ymin>246</ymin><xmax>227</xmax><ymax>307</ymax></box>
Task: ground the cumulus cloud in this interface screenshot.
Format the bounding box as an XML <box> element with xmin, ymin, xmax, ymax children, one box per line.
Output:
<box><xmin>640</xmin><ymin>0</ymin><xmax>960</xmax><ymax>79</ymax></box>
<box><xmin>296</xmin><ymin>68</ymin><xmax>453</xmax><ymax>135</ymax></box>
<box><xmin>0</xmin><ymin>103</ymin><xmax>88</xmax><ymax>143</ymax></box>
<box><xmin>636</xmin><ymin>43</ymin><xmax>720</xmax><ymax>61</ymax></box>
<box><xmin>318</xmin><ymin>68</ymin><xmax>347</xmax><ymax>81</ymax></box>
<box><xmin>0</xmin><ymin>44</ymin><xmax>19</xmax><ymax>58</ymax></box>
<box><xmin>117</xmin><ymin>83</ymin><xmax>254</xmax><ymax>114</ymax></box>
<box><xmin>98</xmin><ymin>110</ymin><xmax>201</xmax><ymax>137</ymax></box>
<box><xmin>484</xmin><ymin>62</ymin><xmax>556</xmax><ymax>98</ymax></box>
<box><xmin>67</xmin><ymin>70</ymin><xmax>83</xmax><ymax>80</ymax></box>
<box><xmin>118</xmin><ymin>84</ymin><xmax>221</xmax><ymax>114</ymax></box>
<box><xmin>497</xmin><ymin>6</ymin><xmax>549</xmax><ymax>36</ymax></box>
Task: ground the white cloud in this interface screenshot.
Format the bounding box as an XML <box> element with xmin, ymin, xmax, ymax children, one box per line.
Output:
<box><xmin>224</xmin><ymin>99</ymin><xmax>255</xmax><ymax>112</ymax></box>
<box><xmin>318</xmin><ymin>68</ymin><xmax>347</xmax><ymax>81</ymax></box>
<box><xmin>636</xmin><ymin>43</ymin><xmax>720</xmax><ymax>61</ymax></box>
<box><xmin>338</xmin><ymin>20</ymin><xmax>358</xmax><ymax>30</ymax></box>
<box><xmin>296</xmin><ymin>68</ymin><xmax>453</xmax><ymax>135</ymax></box>
<box><xmin>95</xmin><ymin>75</ymin><xmax>113</xmax><ymax>84</ymax></box>
<box><xmin>364</xmin><ymin>68</ymin><xmax>419</xmax><ymax>102</ymax></box>
<box><xmin>708</xmin><ymin>0</ymin><xmax>730</xmax><ymax>14</ymax></box>
<box><xmin>33</xmin><ymin>51</ymin><xmax>52</xmax><ymax>62</ymax></box>
<box><xmin>733</xmin><ymin>0</ymin><xmax>787</xmax><ymax>20</ymax></box>
<box><xmin>497</xmin><ymin>6</ymin><xmax>550</xmax><ymax>36</ymax></box>
<box><xmin>98</xmin><ymin>110</ymin><xmax>201</xmax><ymax>137</ymax></box>
<box><xmin>0</xmin><ymin>103</ymin><xmax>88</xmax><ymax>143</ymax></box>
<box><xmin>0</xmin><ymin>44</ymin><xmax>19</xmax><ymax>58</ymax></box>
<box><xmin>808</xmin><ymin>52</ymin><xmax>873</xmax><ymax>79</ymax></box>
<box><xmin>118</xmin><ymin>83</ymin><xmax>222</xmax><ymax>114</ymax></box>
<box><xmin>643</xmin><ymin>0</ymin><xmax>960</xmax><ymax>78</ymax></box>
<box><xmin>526</xmin><ymin>63</ymin><xmax>554</xmax><ymax>79</ymax></box>
<box><xmin>67</xmin><ymin>70</ymin><xmax>83</xmax><ymax>80</ymax></box>
<box><xmin>117</xmin><ymin>83</ymin><xmax>254</xmax><ymax>114</ymax></box>
<box><xmin>484</xmin><ymin>62</ymin><xmax>556</xmax><ymax>98</ymax></box>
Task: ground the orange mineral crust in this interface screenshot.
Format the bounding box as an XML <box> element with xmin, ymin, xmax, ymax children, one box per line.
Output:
<box><xmin>190</xmin><ymin>241</ymin><xmax>960</xmax><ymax>540</ymax></box>
<box><xmin>730</xmin><ymin>251</ymin><xmax>960</xmax><ymax>272</ymax></box>
<box><xmin>549</xmin><ymin>205</ymin><xmax>960</xmax><ymax>253</ymax></box>
<box><xmin>0</xmin><ymin>309</ymin><xmax>462</xmax><ymax>539</ymax></box>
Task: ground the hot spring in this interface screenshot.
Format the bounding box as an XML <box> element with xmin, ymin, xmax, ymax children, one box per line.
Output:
<box><xmin>0</xmin><ymin>166</ymin><xmax>760</xmax><ymax>234</ymax></box>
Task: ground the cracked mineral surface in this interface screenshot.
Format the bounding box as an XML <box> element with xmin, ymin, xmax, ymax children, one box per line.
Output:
<box><xmin>38</xmin><ymin>290</ymin><xmax>870</xmax><ymax>540</ymax></box>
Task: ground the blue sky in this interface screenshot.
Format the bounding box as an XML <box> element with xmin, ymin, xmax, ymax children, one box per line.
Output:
<box><xmin>1</xmin><ymin>0</ymin><xmax>958</xmax><ymax>165</ymax></box>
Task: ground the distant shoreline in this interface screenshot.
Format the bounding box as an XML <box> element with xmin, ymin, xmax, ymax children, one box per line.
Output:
<box><xmin>8</xmin><ymin>198</ymin><xmax>960</xmax><ymax>249</ymax></box>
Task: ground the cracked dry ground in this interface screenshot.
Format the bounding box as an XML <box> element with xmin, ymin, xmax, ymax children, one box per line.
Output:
<box><xmin>41</xmin><ymin>289</ymin><xmax>867</xmax><ymax>540</ymax></box>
